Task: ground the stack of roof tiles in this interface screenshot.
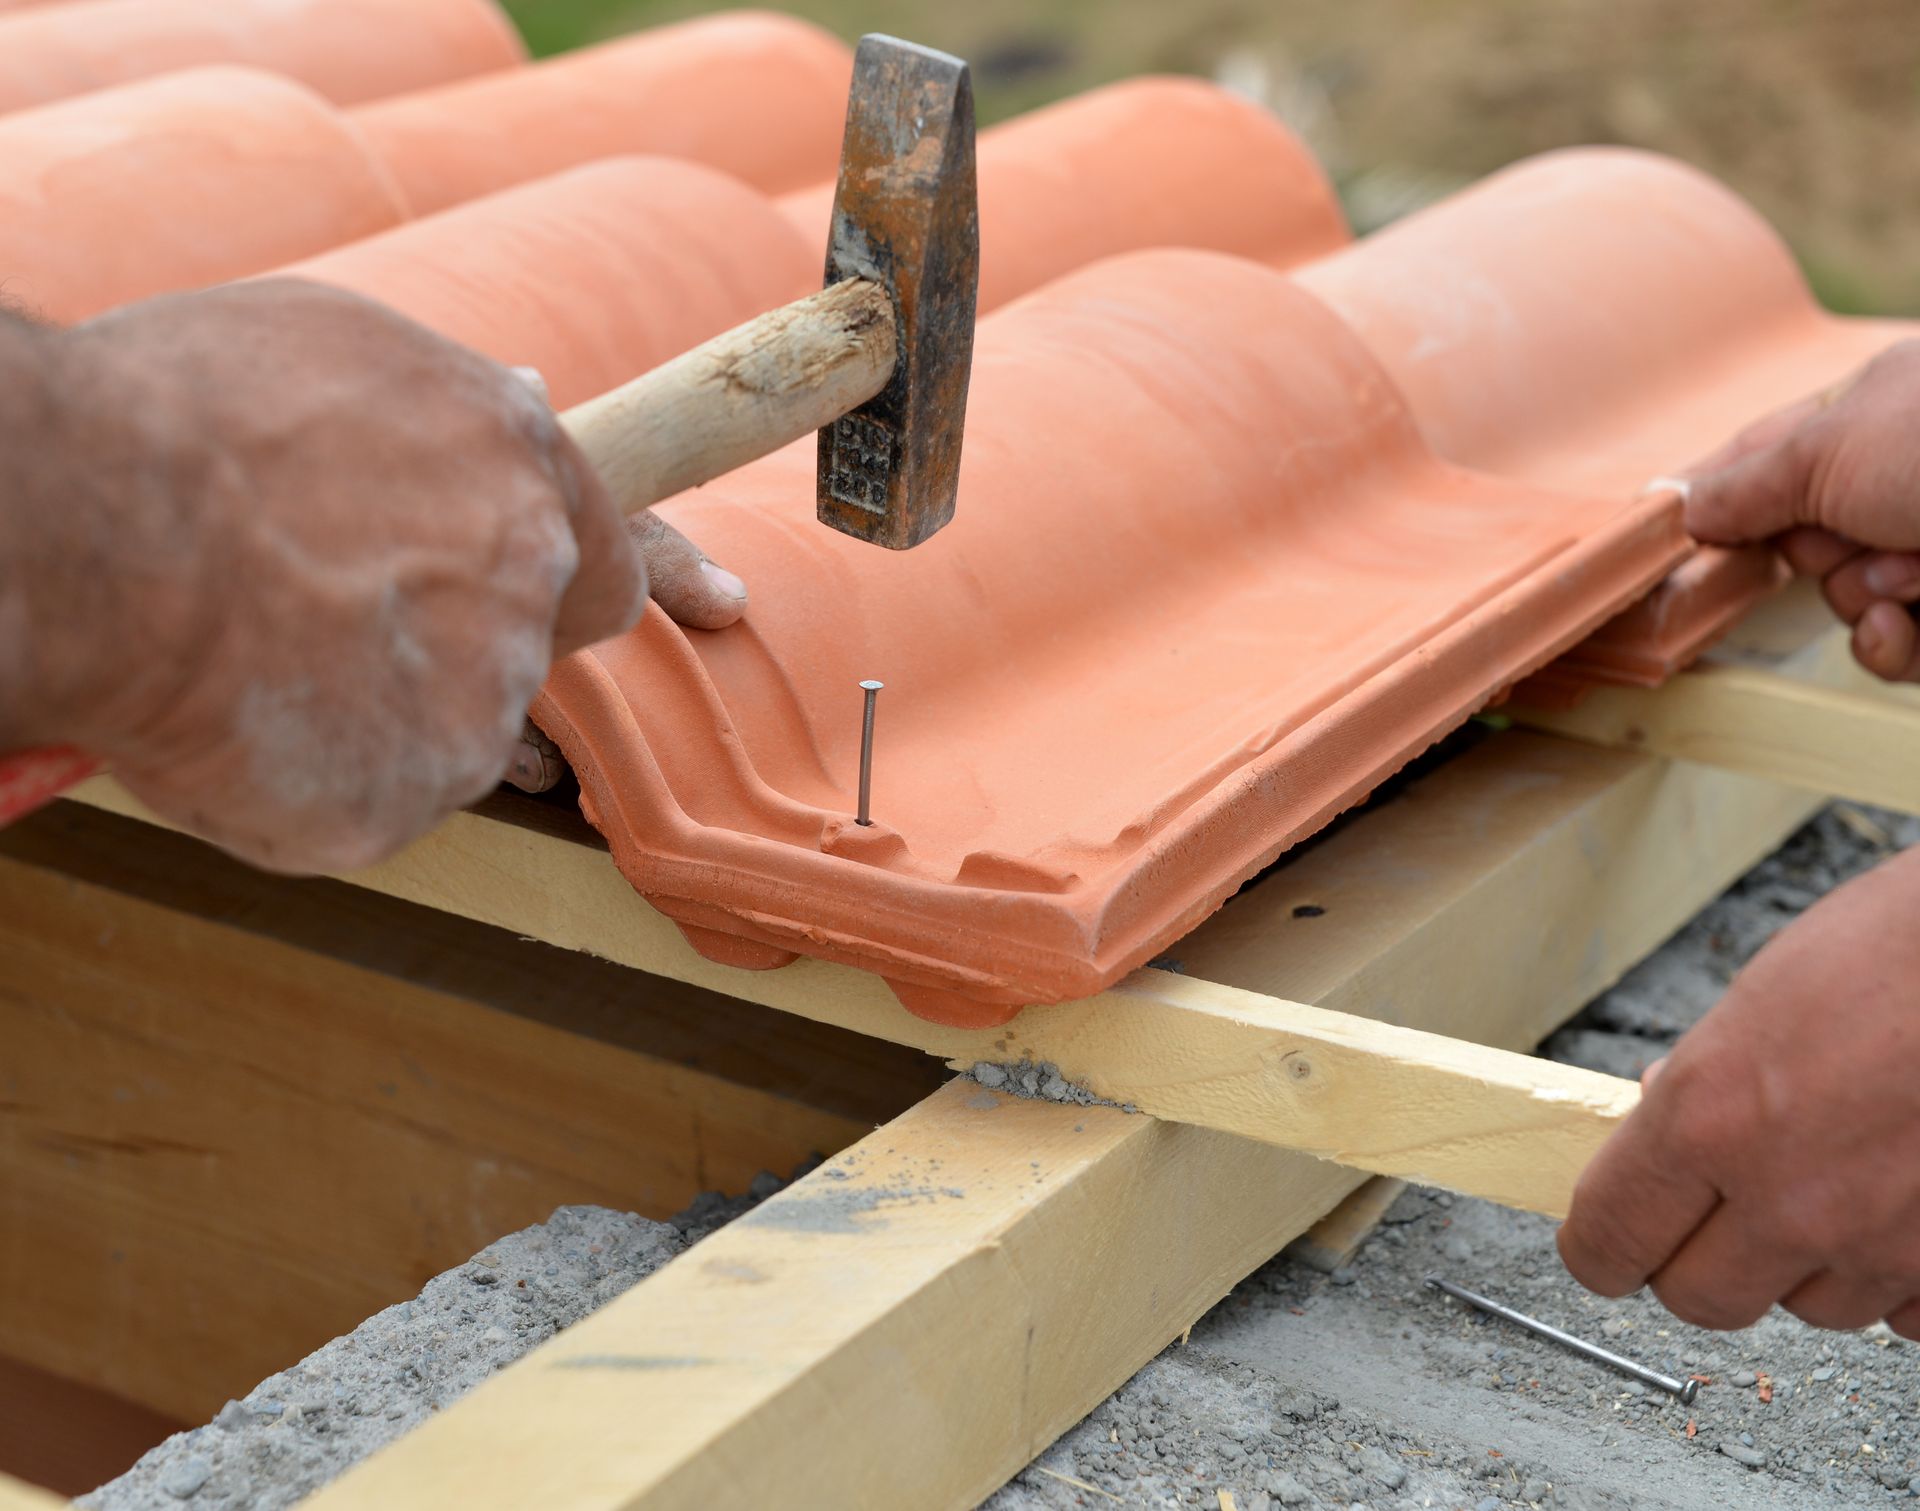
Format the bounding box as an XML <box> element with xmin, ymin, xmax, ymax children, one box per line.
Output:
<box><xmin>12</xmin><ymin>0</ymin><xmax>1905</xmax><ymax>1024</ymax></box>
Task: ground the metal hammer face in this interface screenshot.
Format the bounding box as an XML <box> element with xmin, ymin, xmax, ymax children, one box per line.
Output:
<box><xmin>817</xmin><ymin>35</ymin><xmax>978</xmax><ymax>550</ymax></box>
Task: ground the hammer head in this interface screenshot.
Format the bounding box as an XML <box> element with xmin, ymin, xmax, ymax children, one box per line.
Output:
<box><xmin>817</xmin><ymin>35</ymin><xmax>978</xmax><ymax>550</ymax></box>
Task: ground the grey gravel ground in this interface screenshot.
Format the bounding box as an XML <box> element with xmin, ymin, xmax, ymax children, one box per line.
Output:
<box><xmin>86</xmin><ymin>804</ymin><xmax>1920</xmax><ymax>1511</ymax></box>
<box><xmin>986</xmin><ymin>803</ymin><xmax>1920</xmax><ymax>1511</ymax></box>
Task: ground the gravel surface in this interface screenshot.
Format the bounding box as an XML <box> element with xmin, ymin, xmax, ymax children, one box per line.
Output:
<box><xmin>986</xmin><ymin>803</ymin><xmax>1920</xmax><ymax>1510</ymax></box>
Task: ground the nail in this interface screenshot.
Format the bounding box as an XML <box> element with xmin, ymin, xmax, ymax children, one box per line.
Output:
<box><xmin>856</xmin><ymin>679</ymin><xmax>883</xmax><ymax>827</ymax></box>
<box><xmin>700</xmin><ymin>559</ymin><xmax>748</xmax><ymax>601</ymax></box>
<box><xmin>1863</xmin><ymin>557</ymin><xmax>1920</xmax><ymax>599</ymax></box>
<box><xmin>1858</xmin><ymin>615</ymin><xmax>1886</xmax><ymax>662</ymax></box>
<box><xmin>1640</xmin><ymin>475</ymin><xmax>1693</xmax><ymax>503</ymax></box>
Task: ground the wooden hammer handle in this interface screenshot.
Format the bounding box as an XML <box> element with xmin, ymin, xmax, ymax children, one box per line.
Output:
<box><xmin>560</xmin><ymin>278</ymin><xmax>896</xmax><ymax>516</ymax></box>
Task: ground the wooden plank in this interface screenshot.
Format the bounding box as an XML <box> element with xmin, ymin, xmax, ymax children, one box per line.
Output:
<box><xmin>0</xmin><ymin>826</ymin><xmax>936</xmax><ymax>1425</ymax></box>
<box><xmin>1515</xmin><ymin>661</ymin><xmax>1920</xmax><ymax>815</ymax></box>
<box><xmin>0</xmin><ymin>1474</ymin><xmax>68</xmax><ymax>1511</ymax></box>
<box><xmin>1285</xmin><ymin>1177</ymin><xmax>1408</xmax><ymax>1273</ymax></box>
<box><xmin>307</xmin><ymin>615</ymin><xmax>1846</xmax><ymax>1511</ymax></box>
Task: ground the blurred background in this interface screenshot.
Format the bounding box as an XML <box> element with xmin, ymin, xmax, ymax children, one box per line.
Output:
<box><xmin>501</xmin><ymin>0</ymin><xmax>1919</xmax><ymax>315</ymax></box>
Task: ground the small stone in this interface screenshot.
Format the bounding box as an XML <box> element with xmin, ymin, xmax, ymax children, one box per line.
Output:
<box><xmin>1041</xmin><ymin>1076</ymin><xmax>1071</xmax><ymax>1102</ymax></box>
<box><xmin>1375</xmin><ymin>1462</ymin><xmax>1407</xmax><ymax>1490</ymax></box>
<box><xmin>972</xmin><ymin>1063</ymin><xmax>1008</xmax><ymax>1089</ymax></box>
<box><xmin>1812</xmin><ymin>1366</ymin><xmax>1837</xmax><ymax>1382</ymax></box>
<box><xmin>1265</xmin><ymin>1472</ymin><xmax>1310</xmax><ymax>1505</ymax></box>
<box><xmin>213</xmin><ymin>1400</ymin><xmax>250</xmax><ymax>1431</ymax></box>
<box><xmin>158</xmin><ymin>1454</ymin><xmax>215</xmax><ymax>1500</ymax></box>
<box><xmin>1740</xmin><ymin>1431</ymin><xmax>1755</xmax><ymax>1447</ymax></box>
<box><xmin>1330</xmin><ymin>1267</ymin><xmax>1358</xmax><ymax>1287</ymax></box>
<box><xmin>466</xmin><ymin>1266</ymin><xmax>499</xmax><ymax>1286</ymax></box>
<box><xmin>1732</xmin><ymin>1370</ymin><xmax>1758</xmax><ymax>1388</ymax></box>
<box><xmin>1600</xmin><ymin>1319</ymin><xmax>1627</xmax><ymax>1339</ymax></box>
<box><xmin>1719</xmin><ymin>1440</ymin><xmax>1767</xmax><ymax>1469</ymax></box>
<box><xmin>1476</xmin><ymin>1498</ymin><xmax>1503</xmax><ymax>1511</ymax></box>
<box><xmin>1522</xmin><ymin>1477</ymin><xmax>1550</xmax><ymax>1502</ymax></box>
<box><xmin>1442</xmin><ymin>1235</ymin><xmax>1474</xmax><ymax>1263</ymax></box>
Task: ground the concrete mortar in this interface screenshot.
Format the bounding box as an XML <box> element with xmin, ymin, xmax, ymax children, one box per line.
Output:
<box><xmin>85</xmin><ymin>802</ymin><xmax>1920</xmax><ymax>1511</ymax></box>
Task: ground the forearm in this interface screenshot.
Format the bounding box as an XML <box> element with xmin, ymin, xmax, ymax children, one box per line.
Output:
<box><xmin>0</xmin><ymin>309</ymin><xmax>207</xmax><ymax>755</ymax></box>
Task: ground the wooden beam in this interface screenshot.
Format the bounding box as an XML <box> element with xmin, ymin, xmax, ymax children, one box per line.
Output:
<box><xmin>307</xmin><ymin>612</ymin><xmax>1844</xmax><ymax>1511</ymax></box>
<box><xmin>1286</xmin><ymin>1177</ymin><xmax>1408</xmax><ymax>1273</ymax></box>
<box><xmin>0</xmin><ymin>1474</ymin><xmax>68</xmax><ymax>1511</ymax></box>
<box><xmin>0</xmin><ymin>809</ymin><xmax>939</xmax><ymax>1425</ymax></box>
<box><xmin>1516</xmin><ymin>661</ymin><xmax>1920</xmax><ymax>815</ymax></box>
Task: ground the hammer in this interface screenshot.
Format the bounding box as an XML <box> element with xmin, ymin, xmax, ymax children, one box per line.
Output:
<box><xmin>563</xmin><ymin>32</ymin><xmax>977</xmax><ymax>550</ymax></box>
<box><xmin>0</xmin><ymin>34</ymin><xmax>978</xmax><ymax>823</ymax></box>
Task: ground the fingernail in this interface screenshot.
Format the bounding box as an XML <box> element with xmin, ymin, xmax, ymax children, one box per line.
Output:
<box><xmin>701</xmin><ymin>559</ymin><xmax>747</xmax><ymax>601</ymax></box>
<box><xmin>1858</xmin><ymin>616</ymin><xmax>1885</xmax><ymax>661</ymax></box>
<box><xmin>1865</xmin><ymin>557</ymin><xmax>1920</xmax><ymax>597</ymax></box>
<box><xmin>1640</xmin><ymin>475</ymin><xmax>1693</xmax><ymax>502</ymax></box>
<box><xmin>511</xmin><ymin>365</ymin><xmax>550</xmax><ymax>405</ymax></box>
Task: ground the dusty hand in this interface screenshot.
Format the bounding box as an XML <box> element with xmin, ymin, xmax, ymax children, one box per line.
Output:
<box><xmin>20</xmin><ymin>278</ymin><xmax>719</xmax><ymax>872</ymax></box>
<box><xmin>1559</xmin><ymin>844</ymin><xmax>1920</xmax><ymax>1336</ymax></box>
<box><xmin>1684</xmin><ymin>338</ymin><xmax>1920</xmax><ymax>681</ymax></box>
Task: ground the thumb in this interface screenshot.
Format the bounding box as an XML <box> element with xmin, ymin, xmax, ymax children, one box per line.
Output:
<box><xmin>1683</xmin><ymin>423</ymin><xmax>1823</xmax><ymax>546</ymax></box>
<box><xmin>627</xmin><ymin>510</ymin><xmax>749</xmax><ymax>631</ymax></box>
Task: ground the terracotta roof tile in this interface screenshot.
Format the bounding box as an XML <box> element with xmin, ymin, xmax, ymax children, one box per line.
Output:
<box><xmin>0</xmin><ymin>67</ymin><xmax>408</xmax><ymax>324</ymax></box>
<box><xmin>1294</xmin><ymin>147</ymin><xmax>1910</xmax><ymax>681</ymax></box>
<box><xmin>0</xmin><ymin>0</ymin><xmax>521</xmax><ymax>116</ymax></box>
<box><xmin>349</xmin><ymin>12</ymin><xmax>853</xmax><ymax>216</ymax></box>
<box><xmin>536</xmin><ymin>250</ymin><xmax>1690</xmax><ymax>1024</ymax></box>
<box><xmin>778</xmin><ymin>75</ymin><xmax>1350</xmax><ymax>310</ymax></box>
<box><xmin>275</xmin><ymin>156</ymin><xmax>815</xmax><ymax>409</ymax></box>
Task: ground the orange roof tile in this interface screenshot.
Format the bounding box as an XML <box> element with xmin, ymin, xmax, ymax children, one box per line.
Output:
<box><xmin>349</xmin><ymin>12</ymin><xmax>853</xmax><ymax>216</ymax></box>
<box><xmin>0</xmin><ymin>68</ymin><xmax>407</xmax><ymax>324</ymax></box>
<box><xmin>0</xmin><ymin>0</ymin><xmax>521</xmax><ymax>116</ymax></box>
<box><xmin>537</xmin><ymin>250</ymin><xmax>1689</xmax><ymax>1024</ymax></box>
<box><xmin>779</xmin><ymin>75</ymin><xmax>1349</xmax><ymax>311</ymax></box>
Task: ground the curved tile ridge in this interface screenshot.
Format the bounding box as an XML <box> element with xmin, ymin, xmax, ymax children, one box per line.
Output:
<box><xmin>270</xmin><ymin>156</ymin><xmax>815</xmax><ymax>409</ymax></box>
<box><xmin>1294</xmin><ymin>146</ymin><xmax>1910</xmax><ymax>683</ymax></box>
<box><xmin>779</xmin><ymin>75</ymin><xmax>1350</xmax><ymax>313</ymax></box>
<box><xmin>0</xmin><ymin>67</ymin><xmax>408</xmax><ymax>324</ymax></box>
<box><xmin>351</xmin><ymin>12</ymin><xmax>853</xmax><ymax>217</ymax></box>
<box><xmin>534</xmin><ymin>247</ymin><xmax>1690</xmax><ymax>1027</ymax></box>
<box><xmin>0</xmin><ymin>0</ymin><xmax>523</xmax><ymax>118</ymax></box>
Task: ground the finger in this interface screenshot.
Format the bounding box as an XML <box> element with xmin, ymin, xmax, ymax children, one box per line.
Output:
<box><xmin>1640</xmin><ymin>1057</ymin><xmax>1667</xmax><ymax>1090</ymax></box>
<box><xmin>1684</xmin><ymin>423</ymin><xmax>1823</xmax><ymax>546</ymax></box>
<box><xmin>1777</xmin><ymin>527</ymin><xmax>1861</xmax><ymax>580</ymax></box>
<box><xmin>1854</xmin><ymin>600</ymin><xmax>1920</xmax><ymax>682</ymax></box>
<box><xmin>1558</xmin><ymin>1106</ymin><xmax>1719</xmax><ymax>1297</ymax></box>
<box><xmin>627</xmin><ymin>510</ymin><xmax>749</xmax><ymax>631</ymax></box>
<box><xmin>1887</xmin><ymin>1299</ymin><xmax>1920</xmax><ymax>1342</ymax></box>
<box><xmin>548</xmin><ymin>427</ymin><xmax>648</xmax><ymax>655</ymax></box>
<box><xmin>1647</xmin><ymin>1202</ymin><xmax>1811</xmax><ymax>1330</ymax></box>
<box><xmin>1681</xmin><ymin>390</ymin><xmax>1831</xmax><ymax>479</ymax></box>
<box><xmin>1820</xmin><ymin>552</ymin><xmax>1920</xmax><ymax>626</ymax></box>
<box><xmin>1781</xmin><ymin>1270</ymin><xmax>1909</xmax><ymax>1333</ymax></box>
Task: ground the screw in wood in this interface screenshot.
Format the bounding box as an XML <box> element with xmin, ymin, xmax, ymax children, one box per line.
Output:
<box><xmin>1426</xmin><ymin>1276</ymin><xmax>1699</xmax><ymax>1405</ymax></box>
<box><xmin>856</xmin><ymin>680</ymin><xmax>884</xmax><ymax>826</ymax></box>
